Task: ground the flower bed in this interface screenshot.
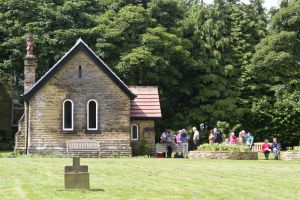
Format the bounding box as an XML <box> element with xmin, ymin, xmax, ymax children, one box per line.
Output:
<box><xmin>189</xmin><ymin>144</ymin><xmax>258</xmax><ymax>160</ymax></box>
<box><xmin>197</xmin><ymin>143</ymin><xmax>251</xmax><ymax>152</ymax></box>
<box><xmin>189</xmin><ymin>151</ymin><xmax>258</xmax><ymax>160</ymax></box>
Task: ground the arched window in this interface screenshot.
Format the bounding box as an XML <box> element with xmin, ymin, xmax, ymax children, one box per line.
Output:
<box><xmin>131</xmin><ymin>124</ymin><xmax>138</xmax><ymax>140</ymax></box>
<box><xmin>63</xmin><ymin>99</ymin><xmax>73</xmax><ymax>131</ymax></box>
<box><xmin>87</xmin><ymin>100</ymin><xmax>98</xmax><ymax>130</ymax></box>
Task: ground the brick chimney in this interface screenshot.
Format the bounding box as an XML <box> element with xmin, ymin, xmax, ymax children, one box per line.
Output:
<box><xmin>24</xmin><ymin>34</ymin><xmax>36</xmax><ymax>93</ymax></box>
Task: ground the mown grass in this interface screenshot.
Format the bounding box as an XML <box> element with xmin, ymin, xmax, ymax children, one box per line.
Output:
<box><xmin>0</xmin><ymin>155</ymin><xmax>299</xmax><ymax>200</ymax></box>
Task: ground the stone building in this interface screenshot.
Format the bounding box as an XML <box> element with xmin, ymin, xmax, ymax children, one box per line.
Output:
<box><xmin>15</xmin><ymin>37</ymin><xmax>161</xmax><ymax>156</ymax></box>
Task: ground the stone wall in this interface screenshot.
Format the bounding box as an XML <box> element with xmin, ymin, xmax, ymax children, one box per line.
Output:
<box><xmin>130</xmin><ymin>119</ymin><xmax>155</xmax><ymax>155</ymax></box>
<box><xmin>15</xmin><ymin>50</ymin><xmax>132</xmax><ymax>157</ymax></box>
<box><xmin>189</xmin><ymin>151</ymin><xmax>258</xmax><ymax>160</ymax></box>
<box><xmin>282</xmin><ymin>152</ymin><xmax>300</xmax><ymax>160</ymax></box>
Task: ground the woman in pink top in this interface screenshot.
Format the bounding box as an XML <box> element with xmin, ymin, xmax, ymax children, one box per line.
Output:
<box><xmin>262</xmin><ymin>139</ymin><xmax>271</xmax><ymax>160</ymax></box>
<box><xmin>176</xmin><ymin>130</ymin><xmax>182</xmax><ymax>144</ymax></box>
<box><xmin>229</xmin><ymin>132</ymin><xmax>237</xmax><ymax>144</ymax></box>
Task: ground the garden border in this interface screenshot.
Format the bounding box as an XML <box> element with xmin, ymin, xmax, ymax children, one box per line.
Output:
<box><xmin>189</xmin><ymin>151</ymin><xmax>258</xmax><ymax>160</ymax></box>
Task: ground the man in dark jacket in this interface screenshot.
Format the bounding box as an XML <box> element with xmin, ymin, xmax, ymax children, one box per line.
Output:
<box><xmin>166</xmin><ymin>130</ymin><xmax>174</xmax><ymax>158</ymax></box>
<box><xmin>271</xmin><ymin>138</ymin><xmax>281</xmax><ymax>160</ymax></box>
<box><xmin>213</xmin><ymin>128</ymin><xmax>222</xmax><ymax>143</ymax></box>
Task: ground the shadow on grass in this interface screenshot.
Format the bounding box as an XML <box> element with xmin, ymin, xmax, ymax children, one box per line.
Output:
<box><xmin>57</xmin><ymin>189</ymin><xmax>105</xmax><ymax>192</ymax></box>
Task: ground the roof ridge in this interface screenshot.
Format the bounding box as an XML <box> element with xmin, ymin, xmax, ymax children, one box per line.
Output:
<box><xmin>23</xmin><ymin>38</ymin><xmax>136</xmax><ymax>100</ymax></box>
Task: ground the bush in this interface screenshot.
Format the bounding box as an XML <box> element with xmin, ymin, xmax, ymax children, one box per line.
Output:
<box><xmin>138</xmin><ymin>139</ymin><xmax>152</xmax><ymax>156</ymax></box>
<box><xmin>197</xmin><ymin>143</ymin><xmax>250</xmax><ymax>152</ymax></box>
<box><xmin>252</xmin><ymin>91</ymin><xmax>300</xmax><ymax>148</ymax></box>
<box><xmin>216</xmin><ymin>121</ymin><xmax>230</xmax><ymax>135</ymax></box>
<box><xmin>132</xmin><ymin>139</ymin><xmax>152</xmax><ymax>156</ymax></box>
<box><xmin>287</xmin><ymin>146</ymin><xmax>300</xmax><ymax>152</ymax></box>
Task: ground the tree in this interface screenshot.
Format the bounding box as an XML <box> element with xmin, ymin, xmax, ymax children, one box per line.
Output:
<box><xmin>94</xmin><ymin>5</ymin><xmax>152</xmax><ymax>67</ymax></box>
<box><xmin>181</xmin><ymin>0</ymin><xmax>242</xmax><ymax>127</ymax></box>
<box><xmin>246</xmin><ymin>0</ymin><xmax>300</xmax><ymax>145</ymax></box>
<box><xmin>252</xmin><ymin>90</ymin><xmax>300</xmax><ymax>147</ymax></box>
<box><xmin>245</xmin><ymin>0</ymin><xmax>300</xmax><ymax>98</ymax></box>
<box><xmin>0</xmin><ymin>0</ymin><xmax>136</xmax><ymax>88</ymax></box>
<box><xmin>117</xmin><ymin>26</ymin><xmax>194</xmax><ymax>127</ymax></box>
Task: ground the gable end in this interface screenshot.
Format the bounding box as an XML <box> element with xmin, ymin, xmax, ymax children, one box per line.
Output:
<box><xmin>23</xmin><ymin>39</ymin><xmax>136</xmax><ymax>100</ymax></box>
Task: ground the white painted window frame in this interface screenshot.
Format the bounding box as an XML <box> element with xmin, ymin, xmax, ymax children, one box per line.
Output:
<box><xmin>63</xmin><ymin>99</ymin><xmax>74</xmax><ymax>131</ymax></box>
<box><xmin>87</xmin><ymin>99</ymin><xmax>98</xmax><ymax>131</ymax></box>
<box><xmin>131</xmin><ymin>124</ymin><xmax>139</xmax><ymax>140</ymax></box>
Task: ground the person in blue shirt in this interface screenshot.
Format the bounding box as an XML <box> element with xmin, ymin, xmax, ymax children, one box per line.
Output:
<box><xmin>181</xmin><ymin>129</ymin><xmax>190</xmax><ymax>159</ymax></box>
<box><xmin>246</xmin><ymin>132</ymin><xmax>254</xmax><ymax>150</ymax></box>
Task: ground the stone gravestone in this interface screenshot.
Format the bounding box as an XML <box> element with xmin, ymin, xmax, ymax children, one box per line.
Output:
<box><xmin>64</xmin><ymin>157</ymin><xmax>90</xmax><ymax>189</ymax></box>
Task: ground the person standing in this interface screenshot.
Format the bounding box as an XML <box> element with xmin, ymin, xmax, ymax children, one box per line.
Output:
<box><xmin>214</xmin><ymin>128</ymin><xmax>222</xmax><ymax>143</ymax></box>
<box><xmin>229</xmin><ymin>132</ymin><xmax>237</xmax><ymax>144</ymax></box>
<box><xmin>176</xmin><ymin>130</ymin><xmax>183</xmax><ymax>157</ymax></box>
<box><xmin>271</xmin><ymin>138</ymin><xmax>281</xmax><ymax>160</ymax></box>
<box><xmin>244</xmin><ymin>131</ymin><xmax>249</xmax><ymax>141</ymax></box>
<box><xmin>160</xmin><ymin>129</ymin><xmax>168</xmax><ymax>143</ymax></box>
<box><xmin>238</xmin><ymin>130</ymin><xmax>246</xmax><ymax>145</ymax></box>
<box><xmin>246</xmin><ymin>132</ymin><xmax>254</xmax><ymax>150</ymax></box>
<box><xmin>166</xmin><ymin>130</ymin><xmax>174</xmax><ymax>158</ymax></box>
<box><xmin>176</xmin><ymin>130</ymin><xmax>182</xmax><ymax>144</ymax></box>
<box><xmin>181</xmin><ymin>129</ymin><xmax>189</xmax><ymax>159</ymax></box>
<box><xmin>192</xmin><ymin>127</ymin><xmax>200</xmax><ymax>149</ymax></box>
<box><xmin>209</xmin><ymin>129</ymin><xmax>215</xmax><ymax>144</ymax></box>
<box><xmin>262</xmin><ymin>139</ymin><xmax>271</xmax><ymax>160</ymax></box>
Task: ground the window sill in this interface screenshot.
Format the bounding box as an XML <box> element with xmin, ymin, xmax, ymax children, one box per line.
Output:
<box><xmin>85</xmin><ymin>130</ymin><xmax>102</xmax><ymax>134</ymax></box>
<box><xmin>62</xmin><ymin>130</ymin><xmax>76</xmax><ymax>134</ymax></box>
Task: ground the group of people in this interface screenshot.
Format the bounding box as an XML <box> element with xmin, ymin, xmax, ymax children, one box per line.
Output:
<box><xmin>262</xmin><ymin>138</ymin><xmax>281</xmax><ymax>160</ymax></box>
<box><xmin>160</xmin><ymin>127</ymin><xmax>200</xmax><ymax>158</ymax></box>
<box><xmin>160</xmin><ymin>127</ymin><xmax>282</xmax><ymax>160</ymax></box>
<box><xmin>209</xmin><ymin>129</ymin><xmax>255</xmax><ymax>150</ymax></box>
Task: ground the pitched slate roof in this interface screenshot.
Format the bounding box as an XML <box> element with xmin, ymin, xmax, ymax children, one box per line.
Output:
<box><xmin>128</xmin><ymin>86</ymin><xmax>162</xmax><ymax>119</ymax></box>
<box><xmin>23</xmin><ymin>38</ymin><xmax>136</xmax><ymax>100</ymax></box>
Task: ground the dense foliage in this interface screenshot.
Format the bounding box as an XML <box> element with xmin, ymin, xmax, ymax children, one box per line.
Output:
<box><xmin>0</xmin><ymin>0</ymin><xmax>299</xmax><ymax>147</ymax></box>
<box><xmin>197</xmin><ymin>143</ymin><xmax>250</xmax><ymax>152</ymax></box>
<box><xmin>287</xmin><ymin>146</ymin><xmax>300</xmax><ymax>152</ymax></box>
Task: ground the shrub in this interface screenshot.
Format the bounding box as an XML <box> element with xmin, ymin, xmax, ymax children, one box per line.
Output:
<box><xmin>294</xmin><ymin>146</ymin><xmax>300</xmax><ymax>152</ymax></box>
<box><xmin>216</xmin><ymin>121</ymin><xmax>230</xmax><ymax>135</ymax></box>
<box><xmin>138</xmin><ymin>139</ymin><xmax>152</xmax><ymax>156</ymax></box>
<box><xmin>197</xmin><ymin>143</ymin><xmax>250</xmax><ymax>152</ymax></box>
<box><xmin>287</xmin><ymin>146</ymin><xmax>300</xmax><ymax>152</ymax></box>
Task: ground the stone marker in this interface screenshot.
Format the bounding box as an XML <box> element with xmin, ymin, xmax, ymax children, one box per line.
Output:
<box><xmin>64</xmin><ymin>157</ymin><xmax>90</xmax><ymax>189</ymax></box>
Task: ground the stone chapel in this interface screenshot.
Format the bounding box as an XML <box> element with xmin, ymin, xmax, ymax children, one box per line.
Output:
<box><xmin>15</xmin><ymin>36</ymin><xmax>161</xmax><ymax>156</ymax></box>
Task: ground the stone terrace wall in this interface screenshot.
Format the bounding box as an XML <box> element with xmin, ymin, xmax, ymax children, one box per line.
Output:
<box><xmin>282</xmin><ymin>152</ymin><xmax>300</xmax><ymax>160</ymax></box>
<box><xmin>189</xmin><ymin>151</ymin><xmax>258</xmax><ymax>160</ymax></box>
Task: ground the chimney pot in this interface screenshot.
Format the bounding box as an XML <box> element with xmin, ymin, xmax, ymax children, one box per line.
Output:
<box><xmin>24</xmin><ymin>34</ymin><xmax>36</xmax><ymax>93</ymax></box>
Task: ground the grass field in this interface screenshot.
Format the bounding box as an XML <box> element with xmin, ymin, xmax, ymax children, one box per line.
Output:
<box><xmin>0</xmin><ymin>155</ymin><xmax>300</xmax><ymax>200</ymax></box>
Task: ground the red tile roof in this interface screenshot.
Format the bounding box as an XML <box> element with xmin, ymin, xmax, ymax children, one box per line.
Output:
<box><xmin>129</xmin><ymin>86</ymin><xmax>162</xmax><ymax>118</ymax></box>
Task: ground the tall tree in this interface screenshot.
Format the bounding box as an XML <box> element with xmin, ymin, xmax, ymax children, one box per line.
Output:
<box><xmin>246</xmin><ymin>0</ymin><xmax>300</xmax><ymax>146</ymax></box>
<box><xmin>181</xmin><ymin>0</ymin><xmax>240</xmax><ymax>127</ymax></box>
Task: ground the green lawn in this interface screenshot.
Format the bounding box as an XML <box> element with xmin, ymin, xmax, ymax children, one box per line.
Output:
<box><xmin>0</xmin><ymin>156</ymin><xmax>299</xmax><ymax>200</ymax></box>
